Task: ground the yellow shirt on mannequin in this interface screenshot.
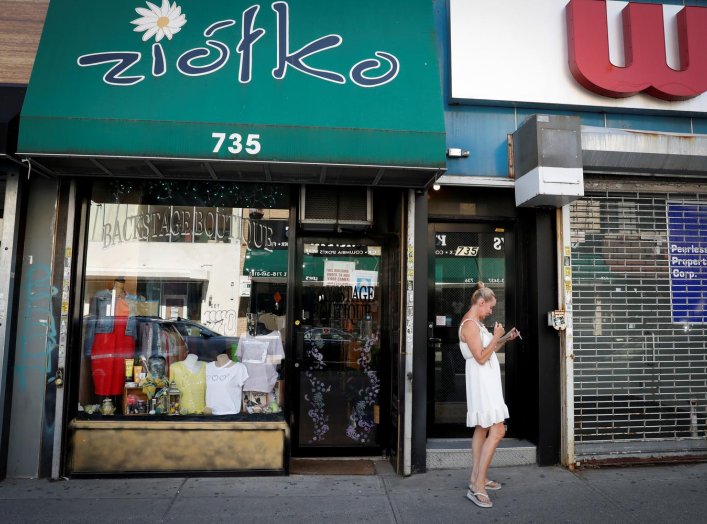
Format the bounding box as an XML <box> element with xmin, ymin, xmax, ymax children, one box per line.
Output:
<box><xmin>169</xmin><ymin>360</ymin><xmax>206</xmax><ymax>414</ymax></box>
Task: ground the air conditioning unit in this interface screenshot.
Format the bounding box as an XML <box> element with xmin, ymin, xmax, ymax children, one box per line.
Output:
<box><xmin>300</xmin><ymin>186</ymin><xmax>372</xmax><ymax>231</ymax></box>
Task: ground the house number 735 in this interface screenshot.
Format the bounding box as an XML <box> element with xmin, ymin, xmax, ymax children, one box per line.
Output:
<box><xmin>212</xmin><ymin>133</ymin><xmax>261</xmax><ymax>155</ymax></box>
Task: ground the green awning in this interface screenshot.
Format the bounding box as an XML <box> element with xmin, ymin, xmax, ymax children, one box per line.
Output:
<box><xmin>18</xmin><ymin>0</ymin><xmax>445</xmax><ymax>187</ymax></box>
<box><xmin>243</xmin><ymin>249</ymin><xmax>288</xmax><ymax>278</ymax></box>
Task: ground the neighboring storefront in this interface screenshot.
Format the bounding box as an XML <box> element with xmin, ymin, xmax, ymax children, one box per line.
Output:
<box><xmin>3</xmin><ymin>0</ymin><xmax>445</xmax><ymax>478</ymax></box>
<box><xmin>426</xmin><ymin>0</ymin><xmax>707</xmax><ymax>470</ymax></box>
<box><xmin>569</xmin><ymin>179</ymin><xmax>707</xmax><ymax>463</ymax></box>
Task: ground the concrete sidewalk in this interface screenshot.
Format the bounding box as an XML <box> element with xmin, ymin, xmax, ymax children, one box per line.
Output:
<box><xmin>0</xmin><ymin>462</ymin><xmax>705</xmax><ymax>523</ymax></box>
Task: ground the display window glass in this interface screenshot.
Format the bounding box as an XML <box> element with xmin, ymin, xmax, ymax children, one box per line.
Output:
<box><xmin>78</xmin><ymin>180</ymin><xmax>289</xmax><ymax>418</ymax></box>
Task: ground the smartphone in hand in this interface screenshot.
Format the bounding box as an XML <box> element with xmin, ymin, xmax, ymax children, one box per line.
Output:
<box><xmin>499</xmin><ymin>327</ymin><xmax>521</xmax><ymax>343</ymax></box>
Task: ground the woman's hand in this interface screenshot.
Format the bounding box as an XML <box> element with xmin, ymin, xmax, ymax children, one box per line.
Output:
<box><xmin>493</xmin><ymin>322</ymin><xmax>505</xmax><ymax>339</ymax></box>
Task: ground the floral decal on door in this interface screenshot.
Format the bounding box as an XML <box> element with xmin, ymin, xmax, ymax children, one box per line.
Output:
<box><xmin>303</xmin><ymin>335</ymin><xmax>331</xmax><ymax>443</ymax></box>
<box><xmin>346</xmin><ymin>336</ymin><xmax>380</xmax><ymax>443</ymax></box>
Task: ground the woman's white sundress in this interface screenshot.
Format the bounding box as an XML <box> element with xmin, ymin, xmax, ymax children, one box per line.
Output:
<box><xmin>459</xmin><ymin>318</ymin><xmax>509</xmax><ymax>428</ymax></box>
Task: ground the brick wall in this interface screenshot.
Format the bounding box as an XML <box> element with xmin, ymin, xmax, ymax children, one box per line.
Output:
<box><xmin>0</xmin><ymin>1</ymin><xmax>48</xmax><ymax>85</ymax></box>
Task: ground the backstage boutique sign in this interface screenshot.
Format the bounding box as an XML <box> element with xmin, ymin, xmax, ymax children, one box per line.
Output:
<box><xmin>101</xmin><ymin>206</ymin><xmax>278</xmax><ymax>251</ymax></box>
<box><xmin>667</xmin><ymin>202</ymin><xmax>707</xmax><ymax>324</ymax></box>
<box><xmin>313</xmin><ymin>285</ymin><xmax>375</xmax><ymax>323</ymax></box>
<box><xmin>449</xmin><ymin>0</ymin><xmax>707</xmax><ymax>112</ymax></box>
<box><xmin>18</xmin><ymin>0</ymin><xmax>446</xmax><ymax>170</ymax></box>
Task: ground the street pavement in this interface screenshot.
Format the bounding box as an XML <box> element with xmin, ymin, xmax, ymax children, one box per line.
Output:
<box><xmin>0</xmin><ymin>461</ymin><xmax>705</xmax><ymax>523</ymax></box>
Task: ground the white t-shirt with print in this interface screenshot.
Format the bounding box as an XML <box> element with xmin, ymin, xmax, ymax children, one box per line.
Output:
<box><xmin>205</xmin><ymin>361</ymin><xmax>249</xmax><ymax>415</ymax></box>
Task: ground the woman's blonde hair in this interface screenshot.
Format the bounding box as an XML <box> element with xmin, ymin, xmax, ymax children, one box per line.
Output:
<box><xmin>471</xmin><ymin>281</ymin><xmax>495</xmax><ymax>305</ymax></box>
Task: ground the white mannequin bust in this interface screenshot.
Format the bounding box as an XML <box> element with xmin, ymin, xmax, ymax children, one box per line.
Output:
<box><xmin>184</xmin><ymin>353</ymin><xmax>200</xmax><ymax>373</ymax></box>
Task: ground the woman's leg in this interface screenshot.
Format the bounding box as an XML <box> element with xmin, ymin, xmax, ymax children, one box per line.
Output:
<box><xmin>470</xmin><ymin>426</ymin><xmax>488</xmax><ymax>486</ymax></box>
<box><xmin>475</xmin><ymin>422</ymin><xmax>506</xmax><ymax>488</ymax></box>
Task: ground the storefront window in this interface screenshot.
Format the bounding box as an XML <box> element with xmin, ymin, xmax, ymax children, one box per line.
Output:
<box><xmin>79</xmin><ymin>180</ymin><xmax>289</xmax><ymax>418</ymax></box>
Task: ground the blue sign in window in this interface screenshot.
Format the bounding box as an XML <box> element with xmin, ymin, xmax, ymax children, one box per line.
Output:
<box><xmin>667</xmin><ymin>202</ymin><xmax>707</xmax><ymax>324</ymax></box>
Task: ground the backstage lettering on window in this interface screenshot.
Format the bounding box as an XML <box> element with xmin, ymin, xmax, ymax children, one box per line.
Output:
<box><xmin>101</xmin><ymin>206</ymin><xmax>276</xmax><ymax>251</ymax></box>
<box><xmin>77</xmin><ymin>1</ymin><xmax>400</xmax><ymax>88</ymax></box>
<box><xmin>315</xmin><ymin>285</ymin><xmax>376</xmax><ymax>322</ymax></box>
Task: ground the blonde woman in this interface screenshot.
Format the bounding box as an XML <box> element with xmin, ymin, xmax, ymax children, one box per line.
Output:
<box><xmin>459</xmin><ymin>282</ymin><xmax>519</xmax><ymax>508</ymax></box>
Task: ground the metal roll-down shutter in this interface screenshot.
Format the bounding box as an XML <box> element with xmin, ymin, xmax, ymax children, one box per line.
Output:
<box><xmin>569</xmin><ymin>185</ymin><xmax>707</xmax><ymax>462</ymax></box>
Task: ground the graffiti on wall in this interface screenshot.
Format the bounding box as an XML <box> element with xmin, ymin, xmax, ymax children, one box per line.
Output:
<box><xmin>201</xmin><ymin>308</ymin><xmax>238</xmax><ymax>335</ymax></box>
<box><xmin>16</xmin><ymin>263</ymin><xmax>58</xmax><ymax>390</ymax></box>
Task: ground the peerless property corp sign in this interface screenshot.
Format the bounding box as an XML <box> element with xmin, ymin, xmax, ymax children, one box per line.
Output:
<box><xmin>450</xmin><ymin>0</ymin><xmax>707</xmax><ymax>112</ymax></box>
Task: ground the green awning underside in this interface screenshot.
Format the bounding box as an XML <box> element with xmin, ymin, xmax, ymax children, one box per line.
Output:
<box><xmin>18</xmin><ymin>0</ymin><xmax>446</xmax><ymax>187</ymax></box>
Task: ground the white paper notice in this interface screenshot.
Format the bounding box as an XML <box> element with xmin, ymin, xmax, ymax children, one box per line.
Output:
<box><xmin>324</xmin><ymin>260</ymin><xmax>355</xmax><ymax>286</ymax></box>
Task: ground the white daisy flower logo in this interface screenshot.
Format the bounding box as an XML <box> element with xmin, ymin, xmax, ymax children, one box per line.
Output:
<box><xmin>131</xmin><ymin>0</ymin><xmax>187</xmax><ymax>42</ymax></box>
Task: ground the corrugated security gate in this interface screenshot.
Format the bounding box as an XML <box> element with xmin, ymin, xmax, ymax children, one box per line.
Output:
<box><xmin>569</xmin><ymin>185</ymin><xmax>707</xmax><ymax>462</ymax></box>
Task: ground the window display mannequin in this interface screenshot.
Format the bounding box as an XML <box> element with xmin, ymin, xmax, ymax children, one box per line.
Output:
<box><xmin>205</xmin><ymin>353</ymin><xmax>249</xmax><ymax>415</ymax></box>
<box><xmin>86</xmin><ymin>277</ymin><xmax>137</xmax><ymax>397</ymax></box>
<box><xmin>139</xmin><ymin>355</ymin><xmax>169</xmax><ymax>400</ymax></box>
<box><xmin>169</xmin><ymin>353</ymin><xmax>206</xmax><ymax>414</ymax></box>
<box><xmin>238</xmin><ymin>330</ymin><xmax>285</xmax><ymax>363</ymax></box>
<box><xmin>238</xmin><ymin>338</ymin><xmax>278</xmax><ymax>393</ymax></box>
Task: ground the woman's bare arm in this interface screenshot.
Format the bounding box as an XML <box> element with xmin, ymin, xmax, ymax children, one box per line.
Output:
<box><xmin>461</xmin><ymin>320</ymin><xmax>503</xmax><ymax>365</ymax></box>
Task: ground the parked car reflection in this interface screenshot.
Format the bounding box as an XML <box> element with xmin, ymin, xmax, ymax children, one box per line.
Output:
<box><xmin>172</xmin><ymin>318</ymin><xmax>240</xmax><ymax>362</ymax></box>
<box><xmin>83</xmin><ymin>315</ymin><xmax>187</xmax><ymax>363</ymax></box>
<box><xmin>84</xmin><ymin>315</ymin><xmax>241</xmax><ymax>363</ymax></box>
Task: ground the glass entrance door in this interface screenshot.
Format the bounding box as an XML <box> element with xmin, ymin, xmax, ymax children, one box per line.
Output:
<box><xmin>293</xmin><ymin>239</ymin><xmax>384</xmax><ymax>453</ymax></box>
<box><xmin>427</xmin><ymin>223</ymin><xmax>516</xmax><ymax>437</ymax></box>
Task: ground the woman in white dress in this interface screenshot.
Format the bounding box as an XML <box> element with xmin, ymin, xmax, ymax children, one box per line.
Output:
<box><xmin>459</xmin><ymin>282</ymin><xmax>519</xmax><ymax>508</ymax></box>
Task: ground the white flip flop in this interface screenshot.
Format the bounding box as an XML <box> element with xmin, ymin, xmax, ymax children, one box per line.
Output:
<box><xmin>466</xmin><ymin>490</ymin><xmax>493</xmax><ymax>508</ymax></box>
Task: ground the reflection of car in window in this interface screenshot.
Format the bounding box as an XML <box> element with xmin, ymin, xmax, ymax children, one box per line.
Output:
<box><xmin>83</xmin><ymin>315</ymin><xmax>186</xmax><ymax>358</ymax></box>
<box><xmin>132</xmin><ymin>317</ymin><xmax>187</xmax><ymax>364</ymax></box>
<box><xmin>172</xmin><ymin>318</ymin><xmax>240</xmax><ymax>362</ymax></box>
<box><xmin>84</xmin><ymin>315</ymin><xmax>241</xmax><ymax>363</ymax></box>
<box><xmin>299</xmin><ymin>327</ymin><xmax>358</xmax><ymax>369</ymax></box>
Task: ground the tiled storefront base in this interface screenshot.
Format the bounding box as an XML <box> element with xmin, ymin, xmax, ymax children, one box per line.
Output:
<box><xmin>70</xmin><ymin>419</ymin><xmax>289</xmax><ymax>475</ymax></box>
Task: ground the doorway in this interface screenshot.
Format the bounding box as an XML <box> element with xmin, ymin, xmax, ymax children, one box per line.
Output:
<box><xmin>291</xmin><ymin>238</ymin><xmax>387</xmax><ymax>455</ymax></box>
<box><xmin>427</xmin><ymin>223</ymin><xmax>517</xmax><ymax>437</ymax></box>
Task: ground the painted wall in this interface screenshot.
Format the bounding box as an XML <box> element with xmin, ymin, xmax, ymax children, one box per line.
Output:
<box><xmin>435</xmin><ymin>0</ymin><xmax>707</xmax><ymax>178</ymax></box>
<box><xmin>6</xmin><ymin>176</ymin><xmax>58</xmax><ymax>478</ymax></box>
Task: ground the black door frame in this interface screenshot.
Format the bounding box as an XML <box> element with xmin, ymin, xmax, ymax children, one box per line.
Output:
<box><xmin>288</xmin><ymin>233</ymin><xmax>392</xmax><ymax>457</ymax></box>
<box><xmin>425</xmin><ymin>220</ymin><xmax>520</xmax><ymax>438</ymax></box>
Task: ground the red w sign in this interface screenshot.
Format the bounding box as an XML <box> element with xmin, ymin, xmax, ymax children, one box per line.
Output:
<box><xmin>566</xmin><ymin>0</ymin><xmax>707</xmax><ymax>101</ymax></box>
